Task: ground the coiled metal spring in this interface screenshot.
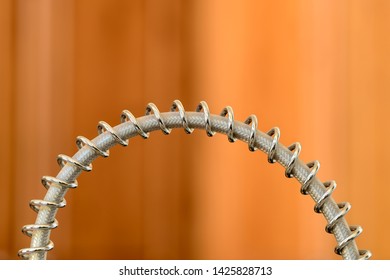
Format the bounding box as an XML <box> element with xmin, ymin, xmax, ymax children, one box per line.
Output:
<box><xmin>19</xmin><ymin>100</ymin><xmax>371</xmax><ymax>260</ymax></box>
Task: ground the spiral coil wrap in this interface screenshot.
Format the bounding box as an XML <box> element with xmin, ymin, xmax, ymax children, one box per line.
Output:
<box><xmin>244</xmin><ymin>115</ymin><xmax>258</xmax><ymax>152</ymax></box>
<box><xmin>18</xmin><ymin>176</ymin><xmax>76</xmax><ymax>259</ymax></box>
<box><xmin>19</xmin><ymin>100</ymin><xmax>371</xmax><ymax>260</ymax></box>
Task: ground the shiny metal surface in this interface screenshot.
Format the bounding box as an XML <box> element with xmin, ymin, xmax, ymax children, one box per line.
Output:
<box><xmin>19</xmin><ymin>100</ymin><xmax>371</xmax><ymax>260</ymax></box>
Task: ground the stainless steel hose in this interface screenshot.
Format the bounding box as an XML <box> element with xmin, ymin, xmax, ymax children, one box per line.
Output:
<box><xmin>18</xmin><ymin>100</ymin><xmax>371</xmax><ymax>260</ymax></box>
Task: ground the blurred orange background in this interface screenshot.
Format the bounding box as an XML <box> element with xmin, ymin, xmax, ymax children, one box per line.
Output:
<box><xmin>1</xmin><ymin>0</ymin><xmax>389</xmax><ymax>260</ymax></box>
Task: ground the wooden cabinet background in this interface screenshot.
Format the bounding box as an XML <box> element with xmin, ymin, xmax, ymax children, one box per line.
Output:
<box><xmin>1</xmin><ymin>0</ymin><xmax>389</xmax><ymax>259</ymax></box>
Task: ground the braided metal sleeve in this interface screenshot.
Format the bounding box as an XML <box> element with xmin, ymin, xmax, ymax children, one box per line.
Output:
<box><xmin>20</xmin><ymin>107</ymin><xmax>370</xmax><ymax>260</ymax></box>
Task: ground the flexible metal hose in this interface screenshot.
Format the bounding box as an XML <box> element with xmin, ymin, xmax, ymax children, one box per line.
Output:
<box><xmin>19</xmin><ymin>100</ymin><xmax>371</xmax><ymax>260</ymax></box>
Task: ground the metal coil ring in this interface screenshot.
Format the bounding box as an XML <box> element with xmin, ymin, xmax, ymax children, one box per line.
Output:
<box><xmin>18</xmin><ymin>241</ymin><xmax>54</xmax><ymax>259</ymax></box>
<box><xmin>20</xmin><ymin>99</ymin><xmax>371</xmax><ymax>260</ymax></box>
<box><xmin>98</xmin><ymin>121</ymin><xmax>128</xmax><ymax>146</ymax></box>
<box><xmin>266</xmin><ymin>127</ymin><xmax>280</xmax><ymax>163</ymax></box>
<box><xmin>171</xmin><ymin>100</ymin><xmax>194</xmax><ymax>134</ymax></box>
<box><xmin>145</xmin><ymin>103</ymin><xmax>171</xmax><ymax>135</ymax></box>
<box><xmin>29</xmin><ymin>199</ymin><xmax>66</xmax><ymax>213</ymax></box>
<box><xmin>57</xmin><ymin>154</ymin><xmax>92</xmax><ymax>172</ymax></box>
<box><xmin>244</xmin><ymin>115</ymin><xmax>258</xmax><ymax>151</ymax></box>
<box><xmin>314</xmin><ymin>181</ymin><xmax>337</xmax><ymax>213</ymax></box>
<box><xmin>120</xmin><ymin>110</ymin><xmax>149</xmax><ymax>139</ymax></box>
<box><xmin>301</xmin><ymin>160</ymin><xmax>320</xmax><ymax>195</ymax></box>
<box><xmin>76</xmin><ymin>136</ymin><xmax>109</xmax><ymax>157</ymax></box>
<box><xmin>22</xmin><ymin>220</ymin><xmax>58</xmax><ymax>237</ymax></box>
<box><xmin>220</xmin><ymin>106</ymin><xmax>236</xmax><ymax>143</ymax></box>
<box><xmin>196</xmin><ymin>101</ymin><xmax>215</xmax><ymax>137</ymax></box>
<box><xmin>285</xmin><ymin>142</ymin><xmax>301</xmax><ymax>178</ymax></box>
<box><xmin>325</xmin><ymin>202</ymin><xmax>351</xmax><ymax>234</ymax></box>
<box><xmin>358</xmin><ymin>250</ymin><xmax>372</xmax><ymax>260</ymax></box>
<box><xmin>41</xmin><ymin>176</ymin><xmax>78</xmax><ymax>190</ymax></box>
<box><xmin>335</xmin><ymin>225</ymin><xmax>362</xmax><ymax>255</ymax></box>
